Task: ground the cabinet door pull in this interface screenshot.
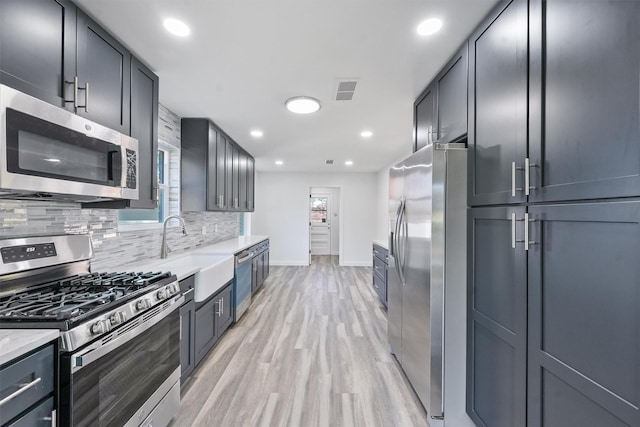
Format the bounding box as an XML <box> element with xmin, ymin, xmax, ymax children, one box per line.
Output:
<box><xmin>216</xmin><ymin>299</ymin><xmax>222</xmax><ymax>316</ymax></box>
<box><xmin>0</xmin><ymin>377</ymin><xmax>42</xmax><ymax>406</ymax></box>
<box><xmin>511</xmin><ymin>162</ymin><xmax>524</xmax><ymax>197</ymax></box>
<box><xmin>77</xmin><ymin>81</ymin><xmax>89</xmax><ymax>113</ymax></box>
<box><xmin>525</xmin><ymin>213</ymin><xmax>538</xmax><ymax>251</ymax></box>
<box><xmin>220</xmin><ymin>297</ymin><xmax>223</xmax><ymax>315</ymax></box>
<box><xmin>65</xmin><ymin>77</ymin><xmax>79</xmax><ymax>109</ymax></box>
<box><xmin>44</xmin><ymin>409</ymin><xmax>57</xmax><ymax>427</ymax></box>
<box><xmin>512</xmin><ymin>212</ymin><xmax>525</xmax><ymax>249</ymax></box>
<box><xmin>525</xmin><ymin>157</ymin><xmax>540</xmax><ymax>195</ymax></box>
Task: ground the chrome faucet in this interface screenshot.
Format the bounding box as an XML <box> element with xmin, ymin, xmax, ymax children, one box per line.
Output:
<box><xmin>160</xmin><ymin>215</ymin><xmax>189</xmax><ymax>259</ymax></box>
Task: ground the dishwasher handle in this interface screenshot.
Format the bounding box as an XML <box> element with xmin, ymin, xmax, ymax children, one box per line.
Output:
<box><xmin>235</xmin><ymin>251</ymin><xmax>253</xmax><ymax>265</ymax></box>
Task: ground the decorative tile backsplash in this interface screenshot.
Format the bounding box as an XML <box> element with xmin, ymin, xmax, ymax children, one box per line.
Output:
<box><xmin>0</xmin><ymin>199</ymin><xmax>239</xmax><ymax>270</ymax></box>
<box><xmin>0</xmin><ymin>104</ymin><xmax>240</xmax><ymax>271</ymax></box>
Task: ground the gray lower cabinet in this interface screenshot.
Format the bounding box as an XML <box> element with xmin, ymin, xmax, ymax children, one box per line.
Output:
<box><xmin>526</xmin><ymin>201</ymin><xmax>640</xmax><ymax>427</ymax></box>
<box><xmin>372</xmin><ymin>243</ymin><xmax>388</xmax><ymax>306</ymax></box>
<box><xmin>250</xmin><ymin>240</ymin><xmax>270</xmax><ymax>295</ymax></box>
<box><xmin>0</xmin><ymin>344</ymin><xmax>56</xmax><ymax>426</ymax></box>
<box><xmin>468</xmin><ymin>202</ymin><xmax>640</xmax><ymax>427</ymax></box>
<box><xmin>194</xmin><ymin>281</ymin><xmax>233</xmax><ymax>369</ymax></box>
<box><xmin>467</xmin><ymin>206</ymin><xmax>527</xmax><ymax>427</ymax></box>
<box><xmin>179</xmin><ymin>276</ymin><xmax>195</xmax><ymax>383</ymax></box>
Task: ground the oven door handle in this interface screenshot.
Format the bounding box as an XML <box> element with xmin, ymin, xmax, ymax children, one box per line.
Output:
<box><xmin>72</xmin><ymin>295</ymin><xmax>184</xmax><ymax>372</ymax></box>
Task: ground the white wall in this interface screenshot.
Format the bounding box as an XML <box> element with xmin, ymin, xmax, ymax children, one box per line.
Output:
<box><xmin>253</xmin><ymin>172</ymin><xmax>377</xmax><ymax>266</ymax></box>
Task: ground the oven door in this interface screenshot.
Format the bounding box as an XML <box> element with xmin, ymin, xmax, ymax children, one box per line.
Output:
<box><xmin>0</xmin><ymin>84</ymin><xmax>138</xmax><ymax>200</ymax></box>
<box><xmin>61</xmin><ymin>298</ymin><xmax>182</xmax><ymax>427</ymax></box>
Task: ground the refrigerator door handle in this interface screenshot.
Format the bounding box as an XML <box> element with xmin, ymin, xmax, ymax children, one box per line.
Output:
<box><xmin>397</xmin><ymin>199</ymin><xmax>407</xmax><ymax>284</ymax></box>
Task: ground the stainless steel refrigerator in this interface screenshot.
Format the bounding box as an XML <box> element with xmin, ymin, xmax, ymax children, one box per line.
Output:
<box><xmin>388</xmin><ymin>142</ymin><xmax>467</xmax><ymax>421</ymax></box>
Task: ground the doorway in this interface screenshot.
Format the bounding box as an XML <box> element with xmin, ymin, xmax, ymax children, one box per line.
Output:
<box><xmin>309</xmin><ymin>187</ymin><xmax>341</xmax><ymax>265</ymax></box>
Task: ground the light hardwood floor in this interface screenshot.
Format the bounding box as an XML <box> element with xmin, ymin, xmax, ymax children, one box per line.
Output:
<box><xmin>170</xmin><ymin>255</ymin><xmax>430</xmax><ymax>427</ymax></box>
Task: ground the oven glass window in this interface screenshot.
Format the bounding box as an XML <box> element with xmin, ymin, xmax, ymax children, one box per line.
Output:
<box><xmin>70</xmin><ymin>309</ymin><xmax>180</xmax><ymax>426</ymax></box>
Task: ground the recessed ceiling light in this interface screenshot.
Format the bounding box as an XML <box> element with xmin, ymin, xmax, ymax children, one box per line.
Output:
<box><xmin>275</xmin><ymin>160</ymin><xmax>284</xmax><ymax>166</ymax></box>
<box><xmin>345</xmin><ymin>160</ymin><xmax>354</xmax><ymax>166</ymax></box>
<box><xmin>250</xmin><ymin>130</ymin><xmax>263</xmax><ymax>138</ymax></box>
<box><xmin>285</xmin><ymin>96</ymin><xmax>321</xmax><ymax>114</ymax></box>
<box><xmin>360</xmin><ymin>130</ymin><xmax>373</xmax><ymax>138</ymax></box>
<box><xmin>163</xmin><ymin>18</ymin><xmax>190</xmax><ymax>37</ymax></box>
<box><xmin>417</xmin><ymin>18</ymin><xmax>443</xmax><ymax>36</ymax></box>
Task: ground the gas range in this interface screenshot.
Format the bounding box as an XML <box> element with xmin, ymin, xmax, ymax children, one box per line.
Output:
<box><xmin>0</xmin><ymin>270</ymin><xmax>179</xmax><ymax>350</ymax></box>
<box><xmin>0</xmin><ymin>234</ymin><xmax>183</xmax><ymax>427</ymax></box>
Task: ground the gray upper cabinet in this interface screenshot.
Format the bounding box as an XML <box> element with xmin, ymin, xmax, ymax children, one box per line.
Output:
<box><xmin>181</xmin><ymin>118</ymin><xmax>254</xmax><ymax>212</ymax></box>
<box><xmin>414</xmin><ymin>85</ymin><xmax>435</xmax><ymax>152</ymax></box>
<box><xmin>180</xmin><ymin>119</ymin><xmax>207</xmax><ymax>211</ymax></box>
<box><xmin>1</xmin><ymin>0</ymin><xmax>133</xmax><ymax>134</ymax></box>
<box><xmin>0</xmin><ymin>0</ymin><xmax>76</xmax><ymax>108</ymax></box>
<box><xmin>527</xmin><ymin>201</ymin><xmax>640</xmax><ymax>427</ymax></box>
<box><xmin>238</xmin><ymin>151</ymin><xmax>248</xmax><ymax>211</ymax></box>
<box><xmin>528</xmin><ymin>0</ymin><xmax>640</xmax><ymax>203</ymax></box>
<box><xmin>92</xmin><ymin>57</ymin><xmax>159</xmax><ymax>209</ymax></box>
<box><xmin>246</xmin><ymin>156</ymin><xmax>255</xmax><ymax>211</ymax></box>
<box><xmin>468</xmin><ymin>0</ymin><xmax>528</xmax><ymax>207</ymax></box>
<box><xmin>76</xmin><ymin>10</ymin><xmax>131</xmax><ymax>134</ymax></box>
<box><xmin>216</xmin><ymin>133</ymin><xmax>227</xmax><ymax>209</ymax></box>
<box><xmin>436</xmin><ymin>43</ymin><xmax>468</xmax><ymax>144</ymax></box>
<box><xmin>413</xmin><ymin>43</ymin><xmax>468</xmax><ymax>153</ymax></box>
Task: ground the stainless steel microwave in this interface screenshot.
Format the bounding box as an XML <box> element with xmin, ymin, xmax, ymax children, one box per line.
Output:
<box><xmin>0</xmin><ymin>84</ymin><xmax>138</xmax><ymax>201</ymax></box>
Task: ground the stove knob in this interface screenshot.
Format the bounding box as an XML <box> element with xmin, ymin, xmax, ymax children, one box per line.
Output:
<box><xmin>169</xmin><ymin>284</ymin><xmax>179</xmax><ymax>295</ymax></box>
<box><xmin>136</xmin><ymin>298</ymin><xmax>150</xmax><ymax>311</ymax></box>
<box><xmin>156</xmin><ymin>288</ymin><xmax>167</xmax><ymax>300</ymax></box>
<box><xmin>110</xmin><ymin>311</ymin><xmax>127</xmax><ymax>326</ymax></box>
<box><xmin>90</xmin><ymin>320</ymin><xmax>110</xmax><ymax>335</ymax></box>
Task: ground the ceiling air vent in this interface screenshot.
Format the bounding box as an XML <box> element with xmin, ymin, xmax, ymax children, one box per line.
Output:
<box><xmin>325</xmin><ymin>160</ymin><xmax>334</xmax><ymax>165</ymax></box>
<box><xmin>335</xmin><ymin>80</ymin><xmax>358</xmax><ymax>101</ymax></box>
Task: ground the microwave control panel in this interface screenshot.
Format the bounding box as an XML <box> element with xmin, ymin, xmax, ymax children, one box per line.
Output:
<box><xmin>1</xmin><ymin>243</ymin><xmax>57</xmax><ymax>263</ymax></box>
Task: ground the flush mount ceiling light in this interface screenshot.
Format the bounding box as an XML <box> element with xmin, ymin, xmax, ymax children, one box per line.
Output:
<box><xmin>417</xmin><ymin>18</ymin><xmax>443</xmax><ymax>36</ymax></box>
<box><xmin>163</xmin><ymin>18</ymin><xmax>190</xmax><ymax>37</ymax></box>
<box><xmin>275</xmin><ymin>160</ymin><xmax>284</xmax><ymax>166</ymax></box>
<box><xmin>360</xmin><ymin>130</ymin><xmax>373</xmax><ymax>138</ymax></box>
<box><xmin>345</xmin><ymin>160</ymin><xmax>354</xmax><ymax>166</ymax></box>
<box><xmin>250</xmin><ymin>130</ymin><xmax>263</xmax><ymax>138</ymax></box>
<box><xmin>285</xmin><ymin>96</ymin><xmax>321</xmax><ymax>114</ymax></box>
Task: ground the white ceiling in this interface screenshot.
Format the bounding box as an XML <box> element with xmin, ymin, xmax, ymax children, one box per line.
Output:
<box><xmin>74</xmin><ymin>0</ymin><xmax>499</xmax><ymax>172</ymax></box>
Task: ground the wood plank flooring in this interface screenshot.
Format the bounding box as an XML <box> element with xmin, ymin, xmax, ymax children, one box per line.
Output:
<box><xmin>170</xmin><ymin>255</ymin><xmax>430</xmax><ymax>427</ymax></box>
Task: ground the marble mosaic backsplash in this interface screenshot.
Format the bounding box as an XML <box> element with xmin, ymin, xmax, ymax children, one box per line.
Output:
<box><xmin>0</xmin><ymin>199</ymin><xmax>239</xmax><ymax>271</ymax></box>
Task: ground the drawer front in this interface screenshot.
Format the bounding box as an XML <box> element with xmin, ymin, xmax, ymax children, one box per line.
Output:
<box><xmin>179</xmin><ymin>275</ymin><xmax>195</xmax><ymax>294</ymax></box>
<box><xmin>6</xmin><ymin>396</ymin><xmax>54</xmax><ymax>427</ymax></box>
<box><xmin>0</xmin><ymin>345</ymin><xmax>54</xmax><ymax>425</ymax></box>
<box><xmin>373</xmin><ymin>256</ymin><xmax>387</xmax><ymax>278</ymax></box>
<box><xmin>373</xmin><ymin>272</ymin><xmax>387</xmax><ymax>303</ymax></box>
<box><xmin>372</xmin><ymin>244</ymin><xmax>388</xmax><ymax>260</ymax></box>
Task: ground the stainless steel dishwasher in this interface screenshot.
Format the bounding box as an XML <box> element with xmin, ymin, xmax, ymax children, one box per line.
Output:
<box><xmin>233</xmin><ymin>249</ymin><xmax>253</xmax><ymax>321</ymax></box>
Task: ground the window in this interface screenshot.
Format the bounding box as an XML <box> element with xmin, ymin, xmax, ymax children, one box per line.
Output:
<box><xmin>118</xmin><ymin>145</ymin><xmax>177</xmax><ymax>229</ymax></box>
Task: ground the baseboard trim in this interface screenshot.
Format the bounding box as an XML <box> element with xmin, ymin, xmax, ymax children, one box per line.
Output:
<box><xmin>339</xmin><ymin>261</ymin><xmax>372</xmax><ymax>267</ymax></box>
<box><xmin>269</xmin><ymin>260</ymin><xmax>310</xmax><ymax>266</ymax></box>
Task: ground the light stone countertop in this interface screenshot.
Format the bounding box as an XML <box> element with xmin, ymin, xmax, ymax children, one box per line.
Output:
<box><xmin>100</xmin><ymin>235</ymin><xmax>269</xmax><ymax>281</ymax></box>
<box><xmin>0</xmin><ymin>329</ymin><xmax>59</xmax><ymax>366</ymax></box>
<box><xmin>373</xmin><ymin>239</ymin><xmax>389</xmax><ymax>250</ymax></box>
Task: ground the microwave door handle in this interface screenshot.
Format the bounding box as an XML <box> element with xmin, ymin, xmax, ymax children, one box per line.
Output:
<box><xmin>108</xmin><ymin>149</ymin><xmax>122</xmax><ymax>185</ymax></box>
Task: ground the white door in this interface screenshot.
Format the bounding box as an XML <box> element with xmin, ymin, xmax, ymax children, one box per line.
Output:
<box><xmin>309</xmin><ymin>194</ymin><xmax>331</xmax><ymax>255</ymax></box>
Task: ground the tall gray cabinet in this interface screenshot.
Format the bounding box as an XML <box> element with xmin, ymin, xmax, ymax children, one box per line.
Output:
<box><xmin>467</xmin><ymin>1</ymin><xmax>640</xmax><ymax>426</ymax></box>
